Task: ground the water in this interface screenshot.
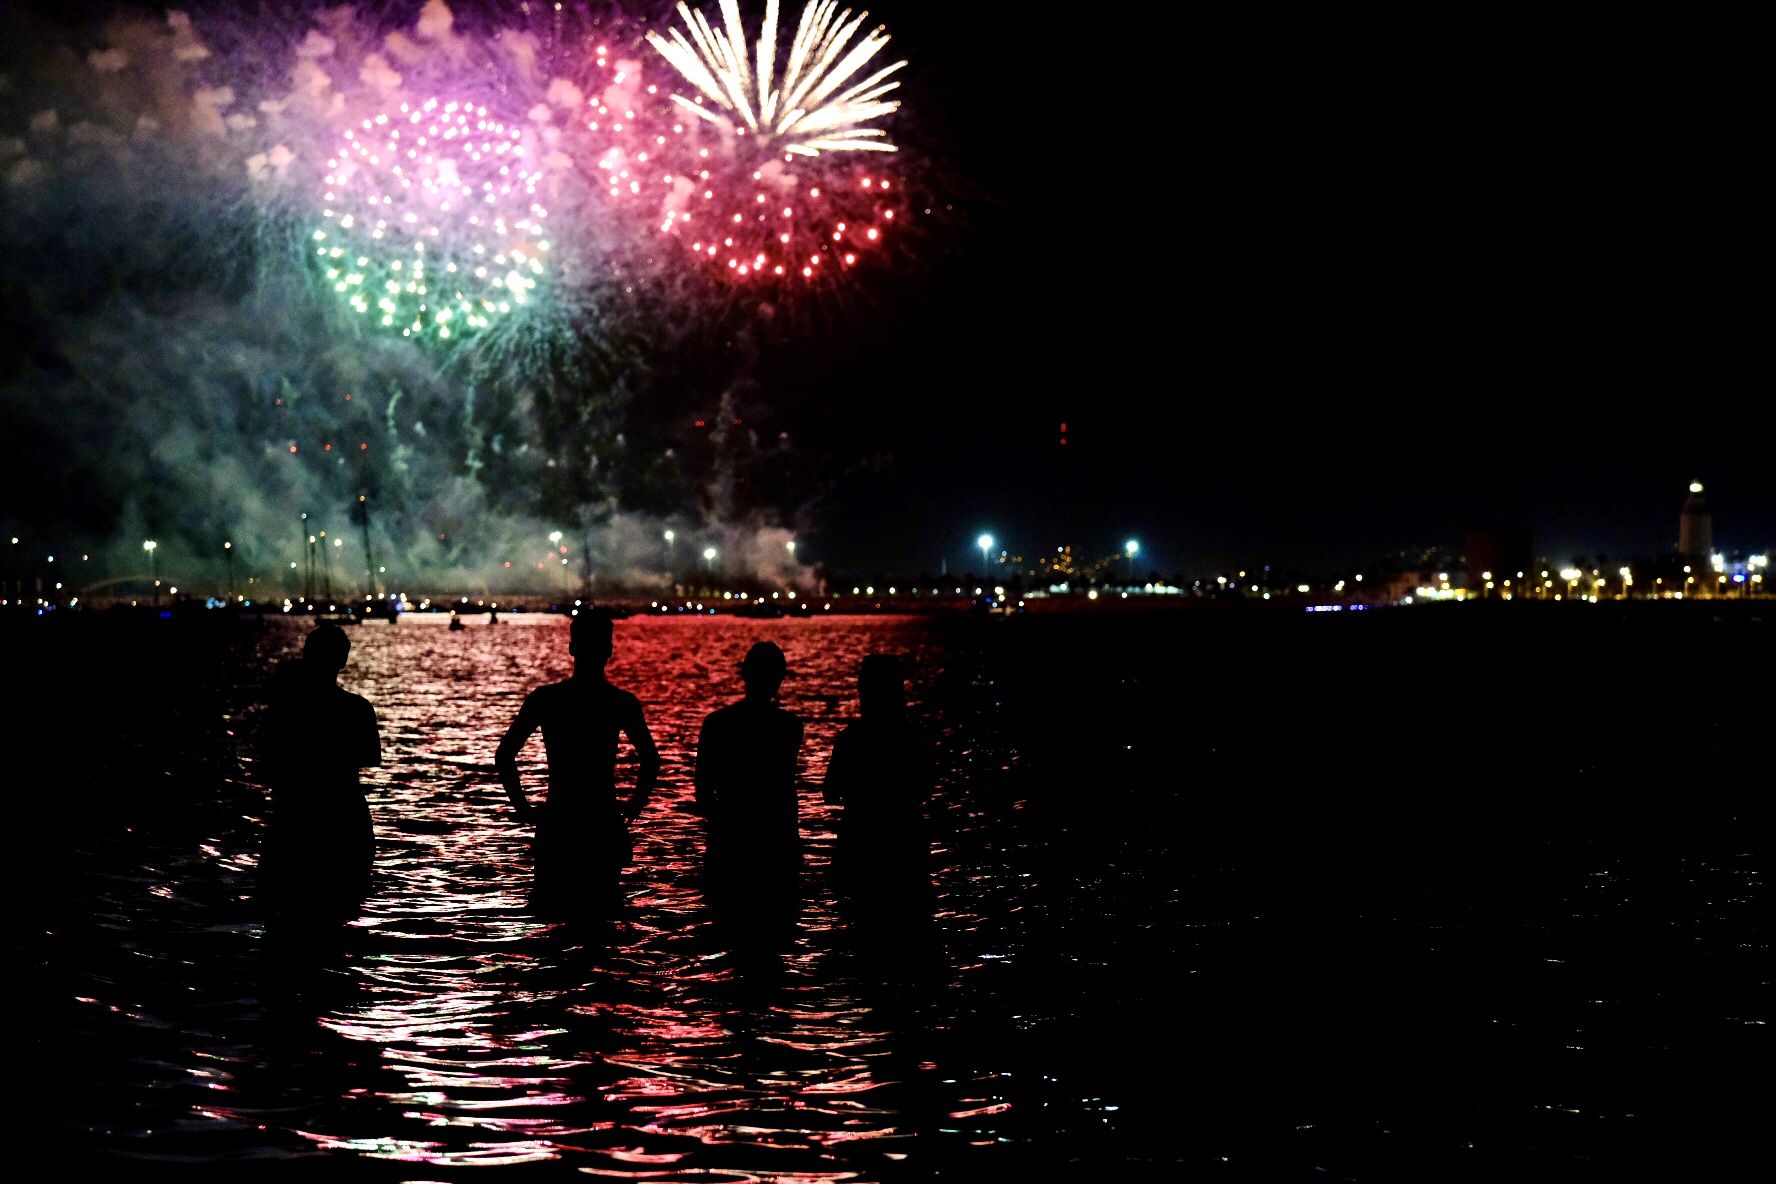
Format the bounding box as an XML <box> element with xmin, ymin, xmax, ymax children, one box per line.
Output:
<box><xmin>29</xmin><ymin>608</ymin><xmax>1773</xmax><ymax>1177</ymax></box>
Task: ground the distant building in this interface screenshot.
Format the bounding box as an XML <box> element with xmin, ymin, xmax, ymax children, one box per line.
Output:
<box><xmin>1465</xmin><ymin>527</ymin><xmax>1533</xmax><ymax>589</ymax></box>
<box><xmin>1678</xmin><ymin>481</ymin><xmax>1712</xmax><ymax>559</ymax></box>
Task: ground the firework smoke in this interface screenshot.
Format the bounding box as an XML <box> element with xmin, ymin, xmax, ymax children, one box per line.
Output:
<box><xmin>0</xmin><ymin>2</ymin><xmax>923</xmax><ymax>598</ymax></box>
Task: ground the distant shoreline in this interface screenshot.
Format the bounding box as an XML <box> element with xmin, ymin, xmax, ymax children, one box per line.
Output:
<box><xmin>8</xmin><ymin>594</ymin><xmax>1768</xmax><ymax>626</ymax></box>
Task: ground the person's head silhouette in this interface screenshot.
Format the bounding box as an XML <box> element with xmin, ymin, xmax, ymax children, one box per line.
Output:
<box><xmin>858</xmin><ymin>654</ymin><xmax>905</xmax><ymax>717</ymax></box>
<box><xmin>570</xmin><ymin>611</ymin><xmax>615</xmax><ymax>671</ymax></box>
<box><xmin>303</xmin><ymin>623</ymin><xmax>351</xmax><ymax>675</ymax></box>
<box><xmin>740</xmin><ymin>641</ymin><xmax>787</xmax><ymax>700</ymax></box>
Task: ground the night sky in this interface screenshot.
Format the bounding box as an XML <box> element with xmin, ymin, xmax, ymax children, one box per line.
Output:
<box><xmin>3</xmin><ymin>4</ymin><xmax>1767</xmax><ymax>579</ymax></box>
<box><xmin>797</xmin><ymin>8</ymin><xmax>1769</xmax><ymax>576</ymax></box>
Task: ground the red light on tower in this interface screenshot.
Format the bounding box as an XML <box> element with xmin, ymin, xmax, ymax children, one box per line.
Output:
<box><xmin>1059</xmin><ymin>421</ymin><xmax>1068</xmax><ymax>447</ymax></box>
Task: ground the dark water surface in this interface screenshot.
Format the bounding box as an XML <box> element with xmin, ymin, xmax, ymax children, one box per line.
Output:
<box><xmin>28</xmin><ymin>608</ymin><xmax>1773</xmax><ymax>1178</ymax></box>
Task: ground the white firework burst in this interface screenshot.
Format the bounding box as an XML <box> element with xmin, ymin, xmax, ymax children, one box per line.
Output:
<box><xmin>645</xmin><ymin>0</ymin><xmax>906</xmax><ymax>156</ymax></box>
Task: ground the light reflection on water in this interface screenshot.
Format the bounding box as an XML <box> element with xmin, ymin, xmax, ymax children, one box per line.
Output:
<box><xmin>57</xmin><ymin>616</ymin><xmax>1046</xmax><ymax>1175</ymax></box>
<box><xmin>45</xmin><ymin>609</ymin><xmax>1771</xmax><ymax>1176</ymax></box>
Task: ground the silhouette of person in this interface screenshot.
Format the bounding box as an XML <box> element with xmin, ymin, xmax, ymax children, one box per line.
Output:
<box><xmin>694</xmin><ymin>642</ymin><xmax>805</xmax><ymax>917</ymax></box>
<box><xmin>823</xmin><ymin>655</ymin><xmax>934</xmax><ymax>920</ymax></box>
<box><xmin>497</xmin><ymin>611</ymin><xmax>660</xmax><ymax>910</ymax></box>
<box><xmin>260</xmin><ymin>623</ymin><xmax>381</xmax><ymax>922</ymax></box>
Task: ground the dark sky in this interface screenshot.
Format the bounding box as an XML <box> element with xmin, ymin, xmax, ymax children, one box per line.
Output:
<box><xmin>797</xmin><ymin>7</ymin><xmax>1769</xmax><ymax>576</ymax></box>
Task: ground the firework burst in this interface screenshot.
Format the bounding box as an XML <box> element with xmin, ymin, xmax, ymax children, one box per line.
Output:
<box><xmin>315</xmin><ymin>98</ymin><xmax>552</xmax><ymax>342</ymax></box>
<box><xmin>571</xmin><ymin>4</ymin><xmax>908</xmax><ymax>288</ymax></box>
<box><xmin>645</xmin><ymin>0</ymin><xmax>905</xmax><ymax>156</ymax></box>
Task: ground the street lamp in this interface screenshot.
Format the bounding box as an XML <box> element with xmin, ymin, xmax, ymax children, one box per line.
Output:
<box><xmin>977</xmin><ymin>533</ymin><xmax>994</xmax><ymax>575</ymax></box>
<box><xmin>143</xmin><ymin>539</ymin><xmax>158</xmax><ymax>602</ymax></box>
<box><xmin>786</xmin><ymin>539</ymin><xmax>797</xmax><ymax>558</ymax></box>
<box><xmin>703</xmin><ymin>545</ymin><xmax>717</xmax><ymax>574</ymax></box>
<box><xmin>548</xmin><ymin>530</ymin><xmax>563</xmax><ymax>545</ymax></box>
<box><xmin>1125</xmin><ymin>538</ymin><xmax>1140</xmax><ymax>584</ymax></box>
<box><xmin>224</xmin><ymin>540</ymin><xmax>234</xmax><ymax>602</ymax></box>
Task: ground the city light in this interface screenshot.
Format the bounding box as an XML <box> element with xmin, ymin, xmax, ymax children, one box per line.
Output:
<box><xmin>977</xmin><ymin>533</ymin><xmax>994</xmax><ymax>572</ymax></box>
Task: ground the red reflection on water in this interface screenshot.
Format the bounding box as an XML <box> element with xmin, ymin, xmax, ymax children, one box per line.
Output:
<box><xmin>247</xmin><ymin>617</ymin><xmax>974</xmax><ymax>1167</ymax></box>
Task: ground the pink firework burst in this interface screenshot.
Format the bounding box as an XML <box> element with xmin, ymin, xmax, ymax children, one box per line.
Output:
<box><xmin>570</xmin><ymin>4</ymin><xmax>907</xmax><ymax>286</ymax></box>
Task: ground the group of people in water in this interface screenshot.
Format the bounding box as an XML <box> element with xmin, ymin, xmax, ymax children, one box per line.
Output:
<box><xmin>259</xmin><ymin>614</ymin><xmax>931</xmax><ymax>935</ymax></box>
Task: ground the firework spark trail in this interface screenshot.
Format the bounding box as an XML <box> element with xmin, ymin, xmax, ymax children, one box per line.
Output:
<box><xmin>316</xmin><ymin>97</ymin><xmax>550</xmax><ymax>341</ymax></box>
<box><xmin>571</xmin><ymin>5</ymin><xmax>908</xmax><ymax>286</ymax></box>
<box><xmin>235</xmin><ymin>3</ymin><xmax>589</xmax><ymax>358</ymax></box>
<box><xmin>645</xmin><ymin>0</ymin><xmax>904</xmax><ymax>156</ymax></box>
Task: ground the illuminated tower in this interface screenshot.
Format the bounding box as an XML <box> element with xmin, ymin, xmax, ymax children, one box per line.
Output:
<box><xmin>1677</xmin><ymin>481</ymin><xmax>1712</xmax><ymax>559</ymax></box>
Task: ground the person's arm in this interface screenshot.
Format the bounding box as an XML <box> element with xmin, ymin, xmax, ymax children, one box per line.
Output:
<box><xmin>787</xmin><ymin>717</ymin><xmax>805</xmax><ymax>809</ymax></box>
<box><xmin>622</xmin><ymin>697</ymin><xmax>661</xmax><ymax>821</ymax></box>
<box><xmin>691</xmin><ymin>716</ymin><xmax>715</xmax><ymax>816</ymax></box>
<box><xmin>357</xmin><ymin>699</ymin><xmax>382</xmax><ymax>769</ymax></box>
<box><xmin>495</xmin><ymin>693</ymin><xmax>541</xmax><ymax>822</ymax></box>
<box><xmin>912</xmin><ymin>724</ymin><xmax>934</xmax><ymax>804</ymax></box>
<box><xmin>822</xmin><ymin>729</ymin><xmax>851</xmax><ymax>806</ymax></box>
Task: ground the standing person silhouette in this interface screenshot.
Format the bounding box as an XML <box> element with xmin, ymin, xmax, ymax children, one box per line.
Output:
<box><xmin>497</xmin><ymin>611</ymin><xmax>660</xmax><ymax>911</ymax></box>
<box><xmin>694</xmin><ymin>642</ymin><xmax>805</xmax><ymax>925</ymax></box>
<box><xmin>260</xmin><ymin>623</ymin><xmax>382</xmax><ymax>923</ymax></box>
<box><xmin>823</xmin><ymin>655</ymin><xmax>934</xmax><ymax>922</ymax></box>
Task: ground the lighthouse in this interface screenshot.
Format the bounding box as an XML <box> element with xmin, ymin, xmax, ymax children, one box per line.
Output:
<box><xmin>1677</xmin><ymin>481</ymin><xmax>1712</xmax><ymax>559</ymax></box>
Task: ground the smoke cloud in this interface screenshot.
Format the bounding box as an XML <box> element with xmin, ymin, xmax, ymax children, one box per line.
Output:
<box><xmin>0</xmin><ymin>2</ymin><xmax>819</xmax><ymax>599</ymax></box>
